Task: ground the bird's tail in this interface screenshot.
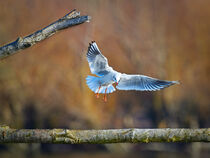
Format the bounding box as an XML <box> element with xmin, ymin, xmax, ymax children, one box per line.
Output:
<box><xmin>86</xmin><ymin>75</ymin><xmax>116</xmax><ymax>94</ymax></box>
<box><xmin>100</xmin><ymin>85</ymin><xmax>116</xmax><ymax>94</ymax></box>
<box><xmin>86</xmin><ymin>75</ymin><xmax>101</xmax><ymax>93</ymax></box>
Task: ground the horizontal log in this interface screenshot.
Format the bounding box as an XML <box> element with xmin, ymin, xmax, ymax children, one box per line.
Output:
<box><xmin>0</xmin><ymin>126</ymin><xmax>209</xmax><ymax>144</ymax></box>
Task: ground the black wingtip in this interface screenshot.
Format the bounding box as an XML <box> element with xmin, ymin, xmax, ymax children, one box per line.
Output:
<box><xmin>87</xmin><ymin>41</ymin><xmax>95</xmax><ymax>53</ymax></box>
<box><xmin>88</xmin><ymin>41</ymin><xmax>96</xmax><ymax>48</ymax></box>
<box><xmin>88</xmin><ymin>41</ymin><xmax>95</xmax><ymax>46</ymax></box>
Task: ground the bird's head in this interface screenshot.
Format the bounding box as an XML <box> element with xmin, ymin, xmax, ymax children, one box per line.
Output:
<box><xmin>113</xmin><ymin>73</ymin><xmax>121</xmax><ymax>85</ymax></box>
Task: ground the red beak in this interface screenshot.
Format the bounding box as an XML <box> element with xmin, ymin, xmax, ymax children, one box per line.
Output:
<box><xmin>114</xmin><ymin>82</ymin><xmax>118</xmax><ymax>89</ymax></box>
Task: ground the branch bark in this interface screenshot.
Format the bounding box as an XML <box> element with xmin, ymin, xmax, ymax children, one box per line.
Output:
<box><xmin>0</xmin><ymin>9</ymin><xmax>90</xmax><ymax>59</ymax></box>
<box><xmin>0</xmin><ymin>126</ymin><xmax>209</xmax><ymax>144</ymax></box>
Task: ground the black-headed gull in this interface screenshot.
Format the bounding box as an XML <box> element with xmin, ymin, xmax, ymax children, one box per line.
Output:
<box><xmin>86</xmin><ymin>41</ymin><xmax>179</xmax><ymax>102</ymax></box>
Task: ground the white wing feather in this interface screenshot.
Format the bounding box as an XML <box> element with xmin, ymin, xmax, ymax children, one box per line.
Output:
<box><xmin>116</xmin><ymin>74</ymin><xmax>179</xmax><ymax>91</ymax></box>
<box><xmin>86</xmin><ymin>42</ymin><xmax>113</xmax><ymax>76</ymax></box>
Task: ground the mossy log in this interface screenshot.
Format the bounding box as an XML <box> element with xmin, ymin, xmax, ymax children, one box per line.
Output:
<box><xmin>0</xmin><ymin>9</ymin><xmax>90</xmax><ymax>59</ymax></box>
<box><xmin>0</xmin><ymin>126</ymin><xmax>209</xmax><ymax>144</ymax></box>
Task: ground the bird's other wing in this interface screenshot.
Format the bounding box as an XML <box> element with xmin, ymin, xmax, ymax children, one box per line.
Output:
<box><xmin>86</xmin><ymin>41</ymin><xmax>113</xmax><ymax>76</ymax></box>
<box><xmin>116</xmin><ymin>74</ymin><xmax>179</xmax><ymax>91</ymax></box>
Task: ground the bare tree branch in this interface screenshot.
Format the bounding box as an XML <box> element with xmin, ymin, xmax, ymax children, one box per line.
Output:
<box><xmin>0</xmin><ymin>126</ymin><xmax>209</xmax><ymax>143</ymax></box>
<box><xmin>0</xmin><ymin>9</ymin><xmax>91</xmax><ymax>59</ymax></box>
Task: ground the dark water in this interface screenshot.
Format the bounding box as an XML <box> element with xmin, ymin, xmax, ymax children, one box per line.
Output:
<box><xmin>0</xmin><ymin>143</ymin><xmax>209</xmax><ymax>158</ymax></box>
<box><xmin>0</xmin><ymin>152</ymin><xmax>209</xmax><ymax>158</ymax></box>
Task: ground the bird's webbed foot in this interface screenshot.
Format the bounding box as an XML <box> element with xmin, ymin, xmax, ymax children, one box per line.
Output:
<box><xmin>95</xmin><ymin>86</ymin><xmax>101</xmax><ymax>98</ymax></box>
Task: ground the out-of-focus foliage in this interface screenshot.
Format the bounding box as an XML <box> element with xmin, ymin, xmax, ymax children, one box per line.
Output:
<box><xmin>0</xmin><ymin>0</ymin><xmax>209</xmax><ymax>156</ymax></box>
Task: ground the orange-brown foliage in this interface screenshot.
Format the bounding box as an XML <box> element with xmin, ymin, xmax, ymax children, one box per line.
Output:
<box><xmin>0</xmin><ymin>0</ymin><xmax>209</xmax><ymax>131</ymax></box>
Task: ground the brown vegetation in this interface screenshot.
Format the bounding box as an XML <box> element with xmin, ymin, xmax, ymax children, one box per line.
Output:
<box><xmin>0</xmin><ymin>0</ymin><xmax>209</xmax><ymax>155</ymax></box>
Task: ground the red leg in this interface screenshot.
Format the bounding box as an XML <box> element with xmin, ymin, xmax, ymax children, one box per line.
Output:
<box><xmin>103</xmin><ymin>88</ymin><xmax>107</xmax><ymax>102</ymax></box>
<box><xmin>95</xmin><ymin>86</ymin><xmax>101</xmax><ymax>98</ymax></box>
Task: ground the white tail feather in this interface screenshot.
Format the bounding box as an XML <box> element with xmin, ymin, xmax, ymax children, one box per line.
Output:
<box><xmin>86</xmin><ymin>75</ymin><xmax>116</xmax><ymax>94</ymax></box>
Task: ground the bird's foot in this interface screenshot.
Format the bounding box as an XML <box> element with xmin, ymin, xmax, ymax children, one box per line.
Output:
<box><xmin>95</xmin><ymin>86</ymin><xmax>101</xmax><ymax>98</ymax></box>
<box><xmin>95</xmin><ymin>93</ymin><xmax>100</xmax><ymax>98</ymax></box>
<box><xmin>103</xmin><ymin>95</ymin><xmax>107</xmax><ymax>102</ymax></box>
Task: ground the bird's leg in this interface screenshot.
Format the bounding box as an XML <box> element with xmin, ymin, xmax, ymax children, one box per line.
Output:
<box><xmin>95</xmin><ymin>86</ymin><xmax>101</xmax><ymax>98</ymax></box>
<box><xmin>103</xmin><ymin>88</ymin><xmax>107</xmax><ymax>102</ymax></box>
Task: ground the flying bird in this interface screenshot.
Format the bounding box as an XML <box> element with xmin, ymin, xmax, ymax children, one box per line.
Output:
<box><xmin>86</xmin><ymin>41</ymin><xmax>179</xmax><ymax>102</ymax></box>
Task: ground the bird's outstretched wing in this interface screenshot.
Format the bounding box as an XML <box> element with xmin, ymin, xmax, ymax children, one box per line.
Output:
<box><xmin>116</xmin><ymin>74</ymin><xmax>179</xmax><ymax>91</ymax></box>
<box><xmin>86</xmin><ymin>41</ymin><xmax>113</xmax><ymax>76</ymax></box>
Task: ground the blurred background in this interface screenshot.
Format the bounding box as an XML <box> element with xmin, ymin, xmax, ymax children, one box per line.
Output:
<box><xmin>0</xmin><ymin>0</ymin><xmax>209</xmax><ymax>158</ymax></box>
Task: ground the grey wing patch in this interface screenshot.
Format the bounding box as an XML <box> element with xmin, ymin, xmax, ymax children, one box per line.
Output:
<box><xmin>86</xmin><ymin>41</ymin><xmax>112</xmax><ymax>76</ymax></box>
<box><xmin>97</xmin><ymin>70</ymin><xmax>110</xmax><ymax>76</ymax></box>
<box><xmin>116</xmin><ymin>74</ymin><xmax>179</xmax><ymax>91</ymax></box>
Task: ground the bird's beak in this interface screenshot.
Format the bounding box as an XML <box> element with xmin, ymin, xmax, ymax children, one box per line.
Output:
<box><xmin>114</xmin><ymin>82</ymin><xmax>118</xmax><ymax>89</ymax></box>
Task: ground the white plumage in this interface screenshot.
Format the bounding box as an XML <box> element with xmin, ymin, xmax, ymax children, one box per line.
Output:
<box><xmin>86</xmin><ymin>41</ymin><xmax>179</xmax><ymax>101</ymax></box>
